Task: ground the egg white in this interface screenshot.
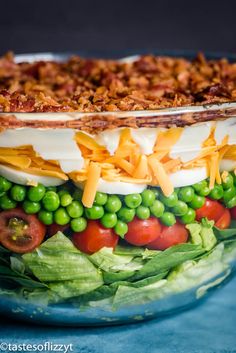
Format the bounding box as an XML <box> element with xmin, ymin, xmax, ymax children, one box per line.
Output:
<box><xmin>0</xmin><ymin>164</ymin><xmax>66</xmax><ymax>187</ymax></box>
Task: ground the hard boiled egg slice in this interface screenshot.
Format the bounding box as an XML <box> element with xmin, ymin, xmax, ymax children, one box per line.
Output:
<box><xmin>74</xmin><ymin>178</ymin><xmax>147</xmax><ymax>195</ymax></box>
<box><xmin>169</xmin><ymin>167</ymin><xmax>208</xmax><ymax>187</ymax></box>
<box><xmin>0</xmin><ymin>164</ymin><xmax>66</xmax><ymax>187</ymax></box>
<box><xmin>220</xmin><ymin>159</ymin><xmax>236</xmax><ymax>172</ymax></box>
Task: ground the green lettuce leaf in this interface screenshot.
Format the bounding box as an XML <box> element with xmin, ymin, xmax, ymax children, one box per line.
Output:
<box><xmin>22</xmin><ymin>232</ymin><xmax>103</xmax><ymax>298</ymax></box>
<box><xmin>130</xmin><ymin>243</ymin><xmax>205</xmax><ymax>281</ymax></box>
<box><xmin>89</xmin><ymin>247</ymin><xmax>143</xmax><ymax>272</ymax></box>
<box><xmin>187</xmin><ymin>218</ymin><xmax>217</xmax><ymax>251</ymax></box>
<box><xmin>214</xmin><ymin>222</ymin><xmax>236</xmax><ymax>240</ymax></box>
<box><xmin>112</xmin><ymin>243</ymin><xmax>229</xmax><ymax>308</ymax></box>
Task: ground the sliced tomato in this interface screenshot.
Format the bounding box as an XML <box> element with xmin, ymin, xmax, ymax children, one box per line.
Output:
<box><xmin>124</xmin><ymin>217</ymin><xmax>162</xmax><ymax>246</ymax></box>
<box><xmin>0</xmin><ymin>208</ymin><xmax>46</xmax><ymax>253</ymax></box>
<box><xmin>72</xmin><ymin>220</ymin><xmax>119</xmax><ymax>254</ymax></box>
<box><xmin>147</xmin><ymin>222</ymin><xmax>189</xmax><ymax>250</ymax></box>
<box><xmin>215</xmin><ymin>209</ymin><xmax>231</xmax><ymax>229</ymax></box>
<box><xmin>47</xmin><ymin>223</ymin><xmax>70</xmax><ymax>237</ymax></box>
<box><xmin>196</xmin><ymin>198</ymin><xmax>225</xmax><ymax>223</ymax></box>
<box><xmin>230</xmin><ymin>206</ymin><xmax>236</xmax><ymax>220</ymax></box>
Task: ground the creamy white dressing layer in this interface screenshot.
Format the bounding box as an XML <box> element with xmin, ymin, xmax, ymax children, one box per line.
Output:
<box><xmin>95</xmin><ymin>128</ymin><xmax>122</xmax><ymax>155</ymax></box>
<box><xmin>169</xmin><ymin>122</ymin><xmax>212</xmax><ymax>162</ymax></box>
<box><xmin>0</xmin><ymin>118</ymin><xmax>236</xmax><ymax>189</ymax></box>
<box><xmin>0</xmin><ymin>128</ymin><xmax>84</xmax><ymax>173</ymax></box>
<box><xmin>131</xmin><ymin>128</ymin><xmax>161</xmax><ymax>155</ymax></box>
<box><xmin>214</xmin><ymin>117</ymin><xmax>236</xmax><ymax>145</ymax></box>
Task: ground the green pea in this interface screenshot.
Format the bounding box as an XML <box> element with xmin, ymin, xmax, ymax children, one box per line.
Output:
<box><xmin>10</xmin><ymin>185</ymin><xmax>26</xmax><ymax>202</ymax></box>
<box><xmin>27</xmin><ymin>184</ymin><xmax>46</xmax><ymax>202</ymax></box>
<box><xmin>114</xmin><ymin>220</ymin><xmax>128</xmax><ymax>238</ymax></box>
<box><xmin>141</xmin><ymin>189</ymin><xmax>155</xmax><ymax>207</ymax></box>
<box><xmin>85</xmin><ymin>205</ymin><xmax>104</xmax><ymax>220</ymax></box>
<box><xmin>0</xmin><ymin>176</ymin><xmax>12</xmax><ymax>193</ymax></box>
<box><xmin>223</xmin><ymin>186</ymin><xmax>236</xmax><ymax>203</ymax></box>
<box><xmin>124</xmin><ymin>194</ymin><xmax>142</xmax><ymax>209</ymax></box>
<box><xmin>150</xmin><ymin>200</ymin><xmax>165</xmax><ymax>218</ymax></box>
<box><xmin>180</xmin><ymin>208</ymin><xmax>196</xmax><ymax>224</ymax></box>
<box><xmin>60</xmin><ymin>193</ymin><xmax>73</xmax><ymax>207</ymax></box>
<box><xmin>105</xmin><ymin>195</ymin><xmax>122</xmax><ymax>212</ymax></box>
<box><xmin>209</xmin><ymin>184</ymin><xmax>224</xmax><ymax>200</ymax></box>
<box><xmin>160</xmin><ymin>212</ymin><xmax>176</xmax><ymax>226</ymax></box>
<box><xmin>198</xmin><ymin>186</ymin><xmax>210</xmax><ymax>197</ymax></box>
<box><xmin>0</xmin><ymin>195</ymin><xmax>17</xmax><ymax>210</ymax></box>
<box><xmin>67</xmin><ymin>201</ymin><xmax>84</xmax><ymax>218</ymax></box>
<box><xmin>178</xmin><ymin>186</ymin><xmax>195</xmax><ymax>203</ymax></box>
<box><xmin>101</xmin><ymin>213</ymin><xmax>117</xmax><ymax>228</ymax></box>
<box><xmin>225</xmin><ymin>196</ymin><xmax>236</xmax><ymax>209</ymax></box>
<box><xmin>193</xmin><ymin>180</ymin><xmax>208</xmax><ymax>193</ymax></box>
<box><xmin>46</xmin><ymin>186</ymin><xmax>57</xmax><ymax>192</ymax></box>
<box><xmin>174</xmin><ymin>187</ymin><xmax>180</xmax><ymax>195</ymax></box>
<box><xmin>71</xmin><ymin>217</ymin><xmax>87</xmax><ymax>232</ymax></box>
<box><xmin>54</xmin><ymin>207</ymin><xmax>70</xmax><ymax>225</ymax></box>
<box><xmin>58</xmin><ymin>189</ymin><xmax>68</xmax><ymax>198</ymax></box>
<box><xmin>188</xmin><ymin>195</ymin><xmax>205</xmax><ymax>209</ymax></box>
<box><xmin>136</xmin><ymin>206</ymin><xmax>150</xmax><ymax>220</ymax></box>
<box><xmin>222</xmin><ymin>173</ymin><xmax>234</xmax><ymax>189</ymax></box>
<box><xmin>151</xmin><ymin>188</ymin><xmax>160</xmax><ymax>199</ymax></box>
<box><xmin>172</xmin><ymin>201</ymin><xmax>188</xmax><ymax>216</ymax></box>
<box><xmin>23</xmin><ymin>200</ymin><xmax>41</xmax><ymax>214</ymax></box>
<box><xmin>117</xmin><ymin>207</ymin><xmax>135</xmax><ymax>223</ymax></box>
<box><xmin>160</xmin><ymin>192</ymin><xmax>178</xmax><ymax>208</ymax></box>
<box><xmin>42</xmin><ymin>191</ymin><xmax>60</xmax><ymax>212</ymax></box>
<box><xmin>73</xmin><ymin>189</ymin><xmax>83</xmax><ymax>201</ymax></box>
<box><xmin>38</xmin><ymin>210</ymin><xmax>53</xmax><ymax>225</ymax></box>
<box><xmin>94</xmin><ymin>192</ymin><xmax>108</xmax><ymax>206</ymax></box>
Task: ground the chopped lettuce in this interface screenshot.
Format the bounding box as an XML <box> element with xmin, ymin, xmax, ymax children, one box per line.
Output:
<box><xmin>23</xmin><ymin>232</ymin><xmax>103</xmax><ymax>298</ymax></box>
<box><xmin>89</xmin><ymin>247</ymin><xmax>143</xmax><ymax>272</ymax></box>
<box><xmin>187</xmin><ymin>218</ymin><xmax>217</xmax><ymax>251</ymax></box>
<box><xmin>112</xmin><ymin>243</ymin><xmax>230</xmax><ymax>308</ymax></box>
<box><xmin>1</xmin><ymin>219</ymin><xmax>236</xmax><ymax>309</ymax></box>
<box><xmin>214</xmin><ymin>221</ymin><xmax>236</xmax><ymax>240</ymax></box>
<box><xmin>131</xmin><ymin>243</ymin><xmax>205</xmax><ymax>281</ymax></box>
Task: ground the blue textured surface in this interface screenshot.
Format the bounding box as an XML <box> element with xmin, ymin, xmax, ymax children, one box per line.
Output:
<box><xmin>0</xmin><ymin>277</ymin><xmax>235</xmax><ymax>353</ymax></box>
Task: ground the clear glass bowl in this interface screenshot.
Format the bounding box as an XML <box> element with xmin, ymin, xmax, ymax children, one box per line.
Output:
<box><xmin>0</xmin><ymin>52</ymin><xmax>236</xmax><ymax>326</ymax></box>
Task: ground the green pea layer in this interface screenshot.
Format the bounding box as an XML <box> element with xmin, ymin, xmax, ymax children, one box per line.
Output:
<box><xmin>0</xmin><ymin>172</ymin><xmax>236</xmax><ymax>237</ymax></box>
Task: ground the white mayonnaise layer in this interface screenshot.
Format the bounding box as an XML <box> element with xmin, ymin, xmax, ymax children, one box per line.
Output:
<box><xmin>0</xmin><ymin>128</ymin><xmax>83</xmax><ymax>173</ymax></box>
<box><xmin>169</xmin><ymin>122</ymin><xmax>213</xmax><ymax>162</ymax></box>
<box><xmin>215</xmin><ymin>117</ymin><xmax>236</xmax><ymax>145</ymax></box>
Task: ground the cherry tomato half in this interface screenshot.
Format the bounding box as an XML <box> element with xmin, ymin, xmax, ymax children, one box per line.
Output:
<box><xmin>0</xmin><ymin>208</ymin><xmax>46</xmax><ymax>253</ymax></box>
<box><xmin>47</xmin><ymin>223</ymin><xmax>70</xmax><ymax>237</ymax></box>
<box><xmin>147</xmin><ymin>222</ymin><xmax>189</xmax><ymax>250</ymax></box>
<box><xmin>72</xmin><ymin>220</ymin><xmax>119</xmax><ymax>254</ymax></box>
<box><xmin>124</xmin><ymin>217</ymin><xmax>162</xmax><ymax>246</ymax></box>
<box><xmin>215</xmin><ymin>209</ymin><xmax>231</xmax><ymax>229</ymax></box>
<box><xmin>196</xmin><ymin>198</ymin><xmax>225</xmax><ymax>223</ymax></box>
<box><xmin>230</xmin><ymin>206</ymin><xmax>236</xmax><ymax>220</ymax></box>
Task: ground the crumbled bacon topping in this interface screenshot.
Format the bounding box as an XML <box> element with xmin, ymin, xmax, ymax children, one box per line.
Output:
<box><xmin>0</xmin><ymin>52</ymin><xmax>236</xmax><ymax>113</ymax></box>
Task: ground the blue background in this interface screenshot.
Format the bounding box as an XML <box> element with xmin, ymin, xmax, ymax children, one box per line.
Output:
<box><xmin>0</xmin><ymin>277</ymin><xmax>235</xmax><ymax>353</ymax></box>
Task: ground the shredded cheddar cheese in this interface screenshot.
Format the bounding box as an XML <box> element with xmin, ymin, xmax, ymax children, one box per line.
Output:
<box><xmin>82</xmin><ymin>162</ymin><xmax>101</xmax><ymax>207</ymax></box>
<box><xmin>1</xmin><ymin>126</ymin><xmax>236</xmax><ymax>206</ymax></box>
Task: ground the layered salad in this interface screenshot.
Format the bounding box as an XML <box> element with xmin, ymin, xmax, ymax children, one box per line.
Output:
<box><xmin>0</xmin><ymin>53</ymin><xmax>236</xmax><ymax>309</ymax></box>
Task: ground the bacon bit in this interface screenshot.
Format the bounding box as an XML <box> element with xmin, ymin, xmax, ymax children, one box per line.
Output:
<box><xmin>0</xmin><ymin>52</ymin><xmax>236</xmax><ymax>114</ymax></box>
